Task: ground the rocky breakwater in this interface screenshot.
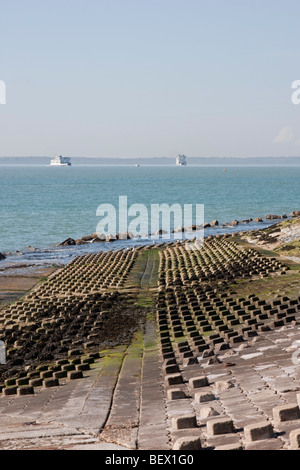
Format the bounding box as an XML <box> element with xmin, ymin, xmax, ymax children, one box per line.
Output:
<box><xmin>58</xmin><ymin>210</ymin><xmax>300</xmax><ymax>247</ymax></box>
<box><xmin>241</xmin><ymin>215</ymin><xmax>300</xmax><ymax>256</ymax></box>
<box><xmin>59</xmin><ymin>231</ymin><xmax>135</xmax><ymax>246</ymax></box>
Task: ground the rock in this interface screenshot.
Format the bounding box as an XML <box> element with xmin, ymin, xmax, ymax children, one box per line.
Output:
<box><xmin>0</xmin><ymin>253</ymin><xmax>6</xmax><ymax>260</ymax></box>
<box><xmin>118</xmin><ymin>231</ymin><xmax>134</xmax><ymax>240</ymax></box>
<box><xmin>185</xmin><ymin>225</ymin><xmax>201</xmax><ymax>231</ymax></box>
<box><xmin>173</xmin><ymin>226</ymin><xmax>184</xmax><ymax>233</ymax></box>
<box><xmin>59</xmin><ymin>238</ymin><xmax>76</xmax><ymax>246</ymax></box>
<box><xmin>92</xmin><ymin>233</ymin><xmax>106</xmax><ymax>242</ymax></box>
<box><xmin>80</xmin><ymin>234</ymin><xmax>95</xmax><ymax>242</ymax></box>
<box><xmin>211</xmin><ymin>220</ymin><xmax>219</xmax><ymax>226</ymax></box>
<box><xmin>106</xmin><ymin>234</ymin><xmax>118</xmax><ymax>242</ymax></box>
<box><xmin>289</xmin><ymin>210</ymin><xmax>300</xmax><ymax>217</ymax></box>
<box><xmin>155</xmin><ymin>229</ymin><xmax>168</xmax><ymax>235</ymax></box>
<box><xmin>204</xmin><ymin>223</ymin><xmax>211</xmax><ymax>228</ymax></box>
<box><xmin>254</xmin><ymin>217</ymin><xmax>263</xmax><ymax>222</ymax></box>
<box><xmin>75</xmin><ymin>239</ymin><xmax>86</xmax><ymax>245</ymax></box>
<box><xmin>265</xmin><ymin>214</ymin><xmax>281</xmax><ymax>220</ymax></box>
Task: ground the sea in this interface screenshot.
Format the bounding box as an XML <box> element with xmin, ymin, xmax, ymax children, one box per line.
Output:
<box><xmin>0</xmin><ymin>164</ymin><xmax>299</xmax><ymax>270</ymax></box>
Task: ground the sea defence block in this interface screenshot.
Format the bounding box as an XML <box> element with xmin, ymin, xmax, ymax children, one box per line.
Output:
<box><xmin>244</xmin><ymin>421</ymin><xmax>274</xmax><ymax>442</ymax></box>
<box><xmin>30</xmin><ymin>378</ymin><xmax>43</xmax><ymax>387</ymax></box>
<box><xmin>200</xmin><ymin>406</ymin><xmax>219</xmax><ymax>419</ymax></box>
<box><xmin>289</xmin><ymin>429</ymin><xmax>300</xmax><ymax>449</ymax></box>
<box><xmin>214</xmin><ymin>380</ymin><xmax>235</xmax><ymax>393</ymax></box>
<box><xmin>172</xmin><ymin>414</ymin><xmax>198</xmax><ymax>430</ymax></box>
<box><xmin>273</xmin><ymin>404</ymin><xmax>300</xmax><ymax>422</ymax></box>
<box><xmin>17</xmin><ymin>386</ymin><xmax>34</xmax><ymax>396</ymax></box>
<box><xmin>188</xmin><ymin>376</ymin><xmax>209</xmax><ymax>389</ymax></box>
<box><xmin>3</xmin><ymin>386</ymin><xmax>17</xmax><ymax>396</ymax></box>
<box><xmin>194</xmin><ymin>391</ymin><xmax>216</xmax><ymax>403</ymax></box>
<box><xmin>173</xmin><ymin>436</ymin><xmax>202</xmax><ymax>450</ymax></box>
<box><xmin>165</xmin><ymin>374</ymin><xmax>183</xmax><ymax>386</ymax></box>
<box><xmin>206</xmin><ymin>417</ymin><xmax>234</xmax><ymax>436</ymax></box>
<box><xmin>43</xmin><ymin>378</ymin><xmax>59</xmax><ymax>388</ymax></box>
<box><xmin>67</xmin><ymin>371</ymin><xmax>83</xmax><ymax>380</ymax></box>
<box><xmin>163</xmin><ymin>364</ymin><xmax>180</xmax><ymax>374</ymax></box>
<box><xmin>167</xmin><ymin>388</ymin><xmax>187</xmax><ymax>400</ymax></box>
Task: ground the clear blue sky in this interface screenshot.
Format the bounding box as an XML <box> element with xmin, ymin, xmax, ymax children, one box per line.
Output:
<box><xmin>1</xmin><ymin>0</ymin><xmax>300</xmax><ymax>158</ymax></box>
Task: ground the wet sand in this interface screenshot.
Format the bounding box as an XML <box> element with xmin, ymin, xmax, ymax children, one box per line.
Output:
<box><xmin>0</xmin><ymin>266</ymin><xmax>58</xmax><ymax>308</ymax></box>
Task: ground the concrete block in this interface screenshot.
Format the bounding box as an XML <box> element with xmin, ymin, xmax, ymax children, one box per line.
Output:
<box><xmin>43</xmin><ymin>378</ymin><xmax>59</xmax><ymax>388</ymax></box>
<box><xmin>289</xmin><ymin>429</ymin><xmax>300</xmax><ymax>449</ymax></box>
<box><xmin>214</xmin><ymin>380</ymin><xmax>235</xmax><ymax>393</ymax></box>
<box><xmin>29</xmin><ymin>378</ymin><xmax>43</xmax><ymax>387</ymax></box>
<box><xmin>194</xmin><ymin>391</ymin><xmax>216</xmax><ymax>403</ymax></box>
<box><xmin>167</xmin><ymin>388</ymin><xmax>187</xmax><ymax>400</ymax></box>
<box><xmin>244</xmin><ymin>421</ymin><xmax>274</xmax><ymax>442</ymax></box>
<box><xmin>163</xmin><ymin>364</ymin><xmax>180</xmax><ymax>374</ymax></box>
<box><xmin>173</xmin><ymin>436</ymin><xmax>202</xmax><ymax>450</ymax></box>
<box><xmin>3</xmin><ymin>386</ymin><xmax>17</xmax><ymax>396</ymax></box>
<box><xmin>273</xmin><ymin>404</ymin><xmax>300</xmax><ymax>422</ymax></box>
<box><xmin>172</xmin><ymin>414</ymin><xmax>197</xmax><ymax>430</ymax></box>
<box><xmin>76</xmin><ymin>363</ymin><xmax>90</xmax><ymax>372</ymax></box>
<box><xmin>207</xmin><ymin>417</ymin><xmax>234</xmax><ymax>436</ymax></box>
<box><xmin>68</xmin><ymin>371</ymin><xmax>83</xmax><ymax>380</ymax></box>
<box><xmin>200</xmin><ymin>406</ymin><xmax>219</xmax><ymax>419</ymax></box>
<box><xmin>165</xmin><ymin>374</ymin><xmax>183</xmax><ymax>386</ymax></box>
<box><xmin>53</xmin><ymin>371</ymin><xmax>67</xmax><ymax>379</ymax></box>
<box><xmin>188</xmin><ymin>376</ymin><xmax>209</xmax><ymax>389</ymax></box>
<box><xmin>17</xmin><ymin>386</ymin><xmax>34</xmax><ymax>396</ymax></box>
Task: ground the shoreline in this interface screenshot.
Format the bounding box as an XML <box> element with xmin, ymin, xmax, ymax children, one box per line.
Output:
<box><xmin>0</xmin><ymin>212</ymin><xmax>296</xmax><ymax>262</ymax></box>
<box><xmin>0</xmin><ymin>214</ymin><xmax>298</xmax><ymax>311</ymax></box>
<box><xmin>0</xmin><ymin>266</ymin><xmax>57</xmax><ymax>309</ymax></box>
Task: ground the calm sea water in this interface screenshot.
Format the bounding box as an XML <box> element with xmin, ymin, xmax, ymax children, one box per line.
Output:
<box><xmin>0</xmin><ymin>164</ymin><xmax>299</xmax><ymax>266</ymax></box>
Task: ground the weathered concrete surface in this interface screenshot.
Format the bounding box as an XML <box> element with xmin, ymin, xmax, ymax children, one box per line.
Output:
<box><xmin>0</xmin><ymin>347</ymin><xmax>129</xmax><ymax>449</ymax></box>
<box><xmin>137</xmin><ymin>321</ymin><xmax>170</xmax><ymax>450</ymax></box>
<box><xmin>1</xmin><ymin>242</ymin><xmax>300</xmax><ymax>451</ymax></box>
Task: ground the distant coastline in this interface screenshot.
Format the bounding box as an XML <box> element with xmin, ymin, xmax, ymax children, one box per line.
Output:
<box><xmin>1</xmin><ymin>156</ymin><xmax>300</xmax><ymax>165</ymax></box>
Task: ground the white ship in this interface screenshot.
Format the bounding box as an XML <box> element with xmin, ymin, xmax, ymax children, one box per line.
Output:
<box><xmin>176</xmin><ymin>154</ymin><xmax>187</xmax><ymax>166</ymax></box>
<box><xmin>50</xmin><ymin>155</ymin><xmax>71</xmax><ymax>166</ymax></box>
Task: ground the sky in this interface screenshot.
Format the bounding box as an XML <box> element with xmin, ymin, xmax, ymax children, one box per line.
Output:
<box><xmin>1</xmin><ymin>0</ymin><xmax>300</xmax><ymax>158</ymax></box>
